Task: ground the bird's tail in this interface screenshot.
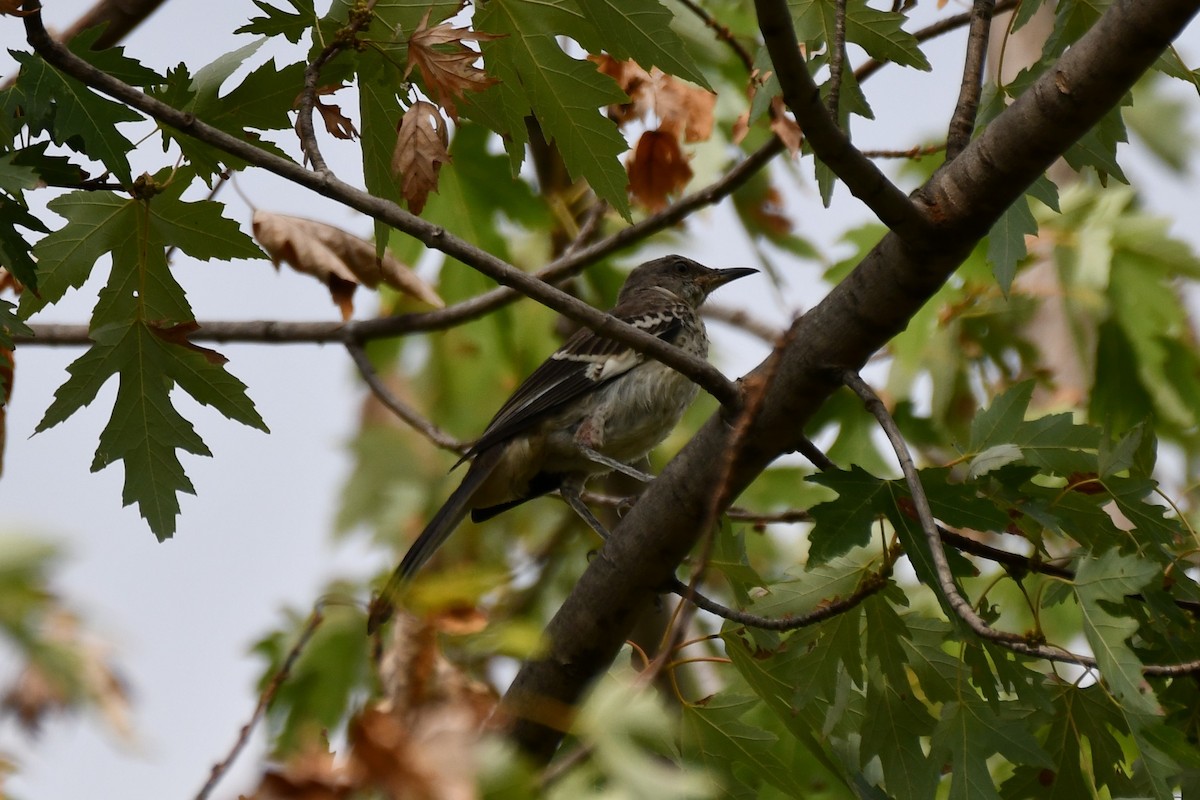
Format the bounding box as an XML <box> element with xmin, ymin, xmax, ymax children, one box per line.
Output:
<box><xmin>367</xmin><ymin>448</ymin><xmax>502</xmax><ymax>634</ymax></box>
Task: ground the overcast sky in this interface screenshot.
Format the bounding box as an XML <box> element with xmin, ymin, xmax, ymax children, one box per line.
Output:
<box><xmin>1</xmin><ymin>2</ymin><xmax>1199</xmax><ymax>798</ymax></box>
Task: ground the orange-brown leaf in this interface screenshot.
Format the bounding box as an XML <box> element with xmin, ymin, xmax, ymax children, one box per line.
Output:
<box><xmin>627</xmin><ymin>129</ymin><xmax>693</xmax><ymax>213</ymax></box>
<box><xmin>147</xmin><ymin>321</ymin><xmax>228</xmax><ymax>365</ymax></box>
<box><xmin>391</xmin><ymin>101</ymin><xmax>451</xmax><ymax>216</ymax></box>
<box><xmin>406</xmin><ymin>12</ymin><xmax>501</xmax><ymax>120</ymax></box>
<box><xmin>252</xmin><ymin>210</ymin><xmax>444</xmax><ymax>320</ymax></box>
<box><xmin>769</xmin><ymin>96</ymin><xmax>803</xmax><ymax>157</ymax></box>
<box><xmin>591</xmin><ymin>55</ymin><xmax>715</xmax><ymax>142</ymax></box>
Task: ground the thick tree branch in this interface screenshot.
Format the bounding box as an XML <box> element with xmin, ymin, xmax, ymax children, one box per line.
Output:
<box><xmin>19</xmin><ymin>7</ymin><xmax>742</xmax><ymax>409</ymax></box>
<box><xmin>754</xmin><ymin>0</ymin><xmax>929</xmax><ymax>239</ymax></box>
<box><xmin>503</xmin><ymin>0</ymin><xmax>1200</xmax><ymax>762</ymax></box>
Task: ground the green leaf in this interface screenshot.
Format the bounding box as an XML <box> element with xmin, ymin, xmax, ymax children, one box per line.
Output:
<box><xmin>1074</xmin><ymin>549</ymin><xmax>1161</xmax><ymax>718</ymax></box>
<box><xmin>575</xmin><ymin>0</ymin><xmax>712</xmax><ymax>88</ymax></box>
<box><xmin>30</xmin><ymin>187</ymin><xmax>264</xmax><ymax>538</ymax></box>
<box><xmin>253</xmin><ymin>602</ymin><xmax>371</xmax><ymax>753</ymax></box>
<box><xmin>236</xmin><ymin>0</ymin><xmax>318</xmax><ymax>43</ymax></box>
<box><xmin>151</xmin><ymin>42</ymin><xmax>304</xmax><ymax>181</ymax></box>
<box><xmin>0</xmin><ymin>298</ymin><xmax>30</xmax><ymax>356</ymax></box>
<box><xmin>863</xmin><ymin>590</ymin><xmax>911</xmax><ymax>690</ymax></box>
<box><xmin>987</xmin><ymin>194</ymin><xmax>1037</xmax><ymax>294</ymax></box>
<box><xmin>790</xmin><ymin>0</ymin><xmax>931</xmax><ymax>71</ymax></box>
<box><xmin>357</xmin><ymin>48</ymin><xmax>406</xmax><ymax>251</ymax></box>
<box><xmin>1001</xmin><ymin>682</ymin><xmax>1138</xmax><ymax>799</ymax></box>
<box><xmin>970</xmin><ymin>381</ymin><xmax>1034</xmax><ymax>449</ymax></box>
<box><xmin>476</xmin><ymin>0</ymin><xmax>632</xmax><ymax>217</ymax></box>
<box><xmin>9</xmin><ymin>51</ymin><xmax>139</xmax><ymax>184</ymax></box>
<box><xmin>860</xmin><ymin>678</ymin><xmax>938</xmax><ymax>798</ymax></box>
<box><xmin>805</xmin><ymin>465</ymin><xmax>889</xmax><ymax>563</ymax></box>
<box><xmin>66</xmin><ymin>26</ymin><xmax>164</xmax><ymax>87</ymax></box>
<box><xmin>0</xmin><ymin>196</ymin><xmax>48</xmax><ymax>290</ymax></box>
<box><xmin>932</xmin><ymin>695</ymin><xmax>1052</xmax><ymax>800</ymax></box>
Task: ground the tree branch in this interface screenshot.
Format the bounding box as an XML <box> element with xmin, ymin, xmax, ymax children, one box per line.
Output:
<box><xmin>19</xmin><ymin>7</ymin><xmax>743</xmax><ymax>409</ymax></box>
<box><xmin>854</xmin><ymin>0</ymin><xmax>1019</xmax><ymax>84</ymax></box>
<box><xmin>502</xmin><ymin>0</ymin><xmax>1200</xmax><ymax>762</ymax></box>
<box><xmin>945</xmin><ymin>0</ymin><xmax>996</xmax><ymax>160</ymax></box>
<box><xmin>753</xmin><ymin>0</ymin><xmax>929</xmax><ymax>240</ymax></box>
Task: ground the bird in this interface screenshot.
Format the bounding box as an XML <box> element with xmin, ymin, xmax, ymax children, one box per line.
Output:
<box><xmin>367</xmin><ymin>255</ymin><xmax>757</xmax><ymax>632</ymax></box>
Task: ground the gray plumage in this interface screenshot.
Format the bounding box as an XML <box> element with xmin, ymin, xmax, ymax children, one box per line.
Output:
<box><xmin>368</xmin><ymin>255</ymin><xmax>756</xmax><ymax>632</ymax></box>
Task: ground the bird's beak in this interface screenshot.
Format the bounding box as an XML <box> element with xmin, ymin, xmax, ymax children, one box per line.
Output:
<box><xmin>702</xmin><ymin>266</ymin><xmax>758</xmax><ymax>291</ymax></box>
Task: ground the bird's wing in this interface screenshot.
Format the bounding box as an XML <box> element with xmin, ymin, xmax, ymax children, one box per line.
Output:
<box><xmin>460</xmin><ymin>306</ymin><xmax>685</xmax><ymax>461</ymax></box>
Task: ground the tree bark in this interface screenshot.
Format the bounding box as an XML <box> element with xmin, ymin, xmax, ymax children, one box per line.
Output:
<box><xmin>502</xmin><ymin>0</ymin><xmax>1200</xmax><ymax>762</ymax></box>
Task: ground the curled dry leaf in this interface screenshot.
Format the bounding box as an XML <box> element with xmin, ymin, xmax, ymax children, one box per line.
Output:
<box><xmin>391</xmin><ymin>101</ymin><xmax>451</xmax><ymax>216</ymax></box>
<box><xmin>405</xmin><ymin>11</ymin><xmax>501</xmax><ymax>121</ymax></box>
<box><xmin>252</xmin><ymin>210</ymin><xmax>444</xmax><ymax>320</ymax></box>
<box><xmin>627</xmin><ymin>128</ymin><xmax>694</xmax><ymax>213</ymax></box>
<box><xmin>769</xmin><ymin>96</ymin><xmax>803</xmax><ymax>157</ymax></box>
<box><xmin>245</xmin><ymin>612</ymin><xmax>495</xmax><ymax>800</ymax></box>
<box><xmin>592</xmin><ymin>54</ymin><xmax>716</xmax><ymax>142</ymax></box>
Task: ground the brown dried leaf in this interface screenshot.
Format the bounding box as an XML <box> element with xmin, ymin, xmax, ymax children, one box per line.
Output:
<box><xmin>591</xmin><ymin>55</ymin><xmax>715</xmax><ymax>142</ymax></box>
<box><xmin>391</xmin><ymin>101</ymin><xmax>451</xmax><ymax>216</ymax></box>
<box><xmin>769</xmin><ymin>96</ymin><xmax>803</xmax><ymax>157</ymax></box>
<box><xmin>147</xmin><ymin>321</ymin><xmax>228</xmax><ymax>365</ymax></box>
<box><xmin>315</xmin><ymin>96</ymin><xmax>357</xmax><ymax>141</ymax></box>
<box><xmin>248</xmin><ymin>741</ymin><xmax>352</xmax><ymax>800</ymax></box>
<box><xmin>252</xmin><ymin>210</ymin><xmax>444</xmax><ymax>320</ymax></box>
<box><xmin>627</xmin><ymin>128</ymin><xmax>693</xmax><ymax>213</ymax></box>
<box><xmin>406</xmin><ymin>11</ymin><xmax>501</xmax><ymax>120</ymax></box>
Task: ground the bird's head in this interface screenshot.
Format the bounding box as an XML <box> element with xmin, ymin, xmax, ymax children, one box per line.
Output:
<box><xmin>619</xmin><ymin>255</ymin><xmax>758</xmax><ymax>307</ymax></box>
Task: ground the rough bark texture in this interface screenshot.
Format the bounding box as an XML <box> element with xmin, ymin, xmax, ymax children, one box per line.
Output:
<box><xmin>503</xmin><ymin>0</ymin><xmax>1200</xmax><ymax>762</ymax></box>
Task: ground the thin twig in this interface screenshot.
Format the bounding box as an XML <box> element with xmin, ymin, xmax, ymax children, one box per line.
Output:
<box><xmin>194</xmin><ymin>604</ymin><xmax>326</xmax><ymax>800</ymax></box>
<box><xmin>826</xmin><ymin>0</ymin><xmax>848</xmax><ymax>119</ymax></box>
<box><xmin>945</xmin><ymin>0</ymin><xmax>997</xmax><ymax>160</ymax></box>
<box><xmin>842</xmin><ymin>370</ymin><xmax>1200</xmax><ymax>676</ymax></box>
<box><xmin>855</xmin><ymin>0</ymin><xmax>1020</xmax><ymax>84</ymax></box>
<box><xmin>862</xmin><ymin>143</ymin><xmax>946</xmax><ymax>160</ymax></box>
<box><xmin>675</xmin><ymin>0</ymin><xmax>755</xmax><ymax>72</ymax></box>
<box><xmin>754</xmin><ymin>0</ymin><xmax>929</xmax><ymax>241</ymax></box>
<box><xmin>701</xmin><ymin>303</ymin><xmax>784</xmax><ymax>343</ymax></box>
<box><xmin>295</xmin><ymin>1</ymin><xmax>377</xmax><ymax>172</ymax></box>
<box><xmin>345</xmin><ymin>340</ymin><xmax>465</xmax><ymax>454</ymax></box>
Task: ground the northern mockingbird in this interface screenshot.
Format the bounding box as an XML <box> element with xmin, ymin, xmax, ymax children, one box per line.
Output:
<box><xmin>368</xmin><ymin>255</ymin><xmax>756</xmax><ymax>632</ymax></box>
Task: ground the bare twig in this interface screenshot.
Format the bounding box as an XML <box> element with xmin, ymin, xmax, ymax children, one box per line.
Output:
<box><xmin>843</xmin><ymin>370</ymin><xmax>1200</xmax><ymax>676</ymax></box>
<box><xmin>826</xmin><ymin>0</ymin><xmax>848</xmax><ymax>119</ymax></box>
<box><xmin>754</xmin><ymin>0</ymin><xmax>929</xmax><ymax>240</ymax></box>
<box><xmin>701</xmin><ymin>303</ymin><xmax>784</xmax><ymax>343</ymax></box>
<box><xmin>675</xmin><ymin>0</ymin><xmax>755</xmax><ymax>72</ymax></box>
<box><xmin>194</xmin><ymin>604</ymin><xmax>326</xmax><ymax>800</ymax></box>
<box><xmin>862</xmin><ymin>143</ymin><xmax>946</xmax><ymax>160</ymax></box>
<box><xmin>945</xmin><ymin>0</ymin><xmax>997</xmax><ymax>160</ymax></box>
<box><xmin>345</xmin><ymin>340</ymin><xmax>465</xmax><ymax>454</ymax></box>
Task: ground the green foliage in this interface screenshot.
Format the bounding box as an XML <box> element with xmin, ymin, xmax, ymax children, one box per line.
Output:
<box><xmin>5</xmin><ymin>0</ymin><xmax>1200</xmax><ymax>796</ymax></box>
<box><xmin>27</xmin><ymin>183</ymin><xmax>266</xmax><ymax>539</ymax></box>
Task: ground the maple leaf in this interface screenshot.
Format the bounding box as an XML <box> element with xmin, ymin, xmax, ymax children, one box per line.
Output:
<box><xmin>405</xmin><ymin>12</ymin><xmax>501</xmax><ymax>120</ymax></box>
<box><xmin>627</xmin><ymin>128</ymin><xmax>693</xmax><ymax>213</ymax></box>
<box><xmin>252</xmin><ymin>210</ymin><xmax>444</xmax><ymax>320</ymax></box>
<box><xmin>592</xmin><ymin>54</ymin><xmax>716</xmax><ymax>142</ymax></box>
<box><xmin>391</xmin><ymin>101</ymin><xmax>451</xmax><ymax>216</ymax></box>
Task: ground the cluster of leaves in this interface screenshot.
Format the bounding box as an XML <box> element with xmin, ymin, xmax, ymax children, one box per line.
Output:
<box><xmin>3</xmin><ymin>0</ymin><xmax>1200</xmax><ymax>796</ymax></box>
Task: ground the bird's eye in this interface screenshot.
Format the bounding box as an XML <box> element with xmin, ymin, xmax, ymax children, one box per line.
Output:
<box><xmin>674</xmin><ymin>260</ymin><xmax>688</xmax><ymax>274</ymax></box>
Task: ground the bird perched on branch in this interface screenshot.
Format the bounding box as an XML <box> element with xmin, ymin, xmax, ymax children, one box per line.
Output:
<box><xmin>368</xmin><ymin>255</ymin><xmax>756</xmax><ymax>632</ymax></box>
